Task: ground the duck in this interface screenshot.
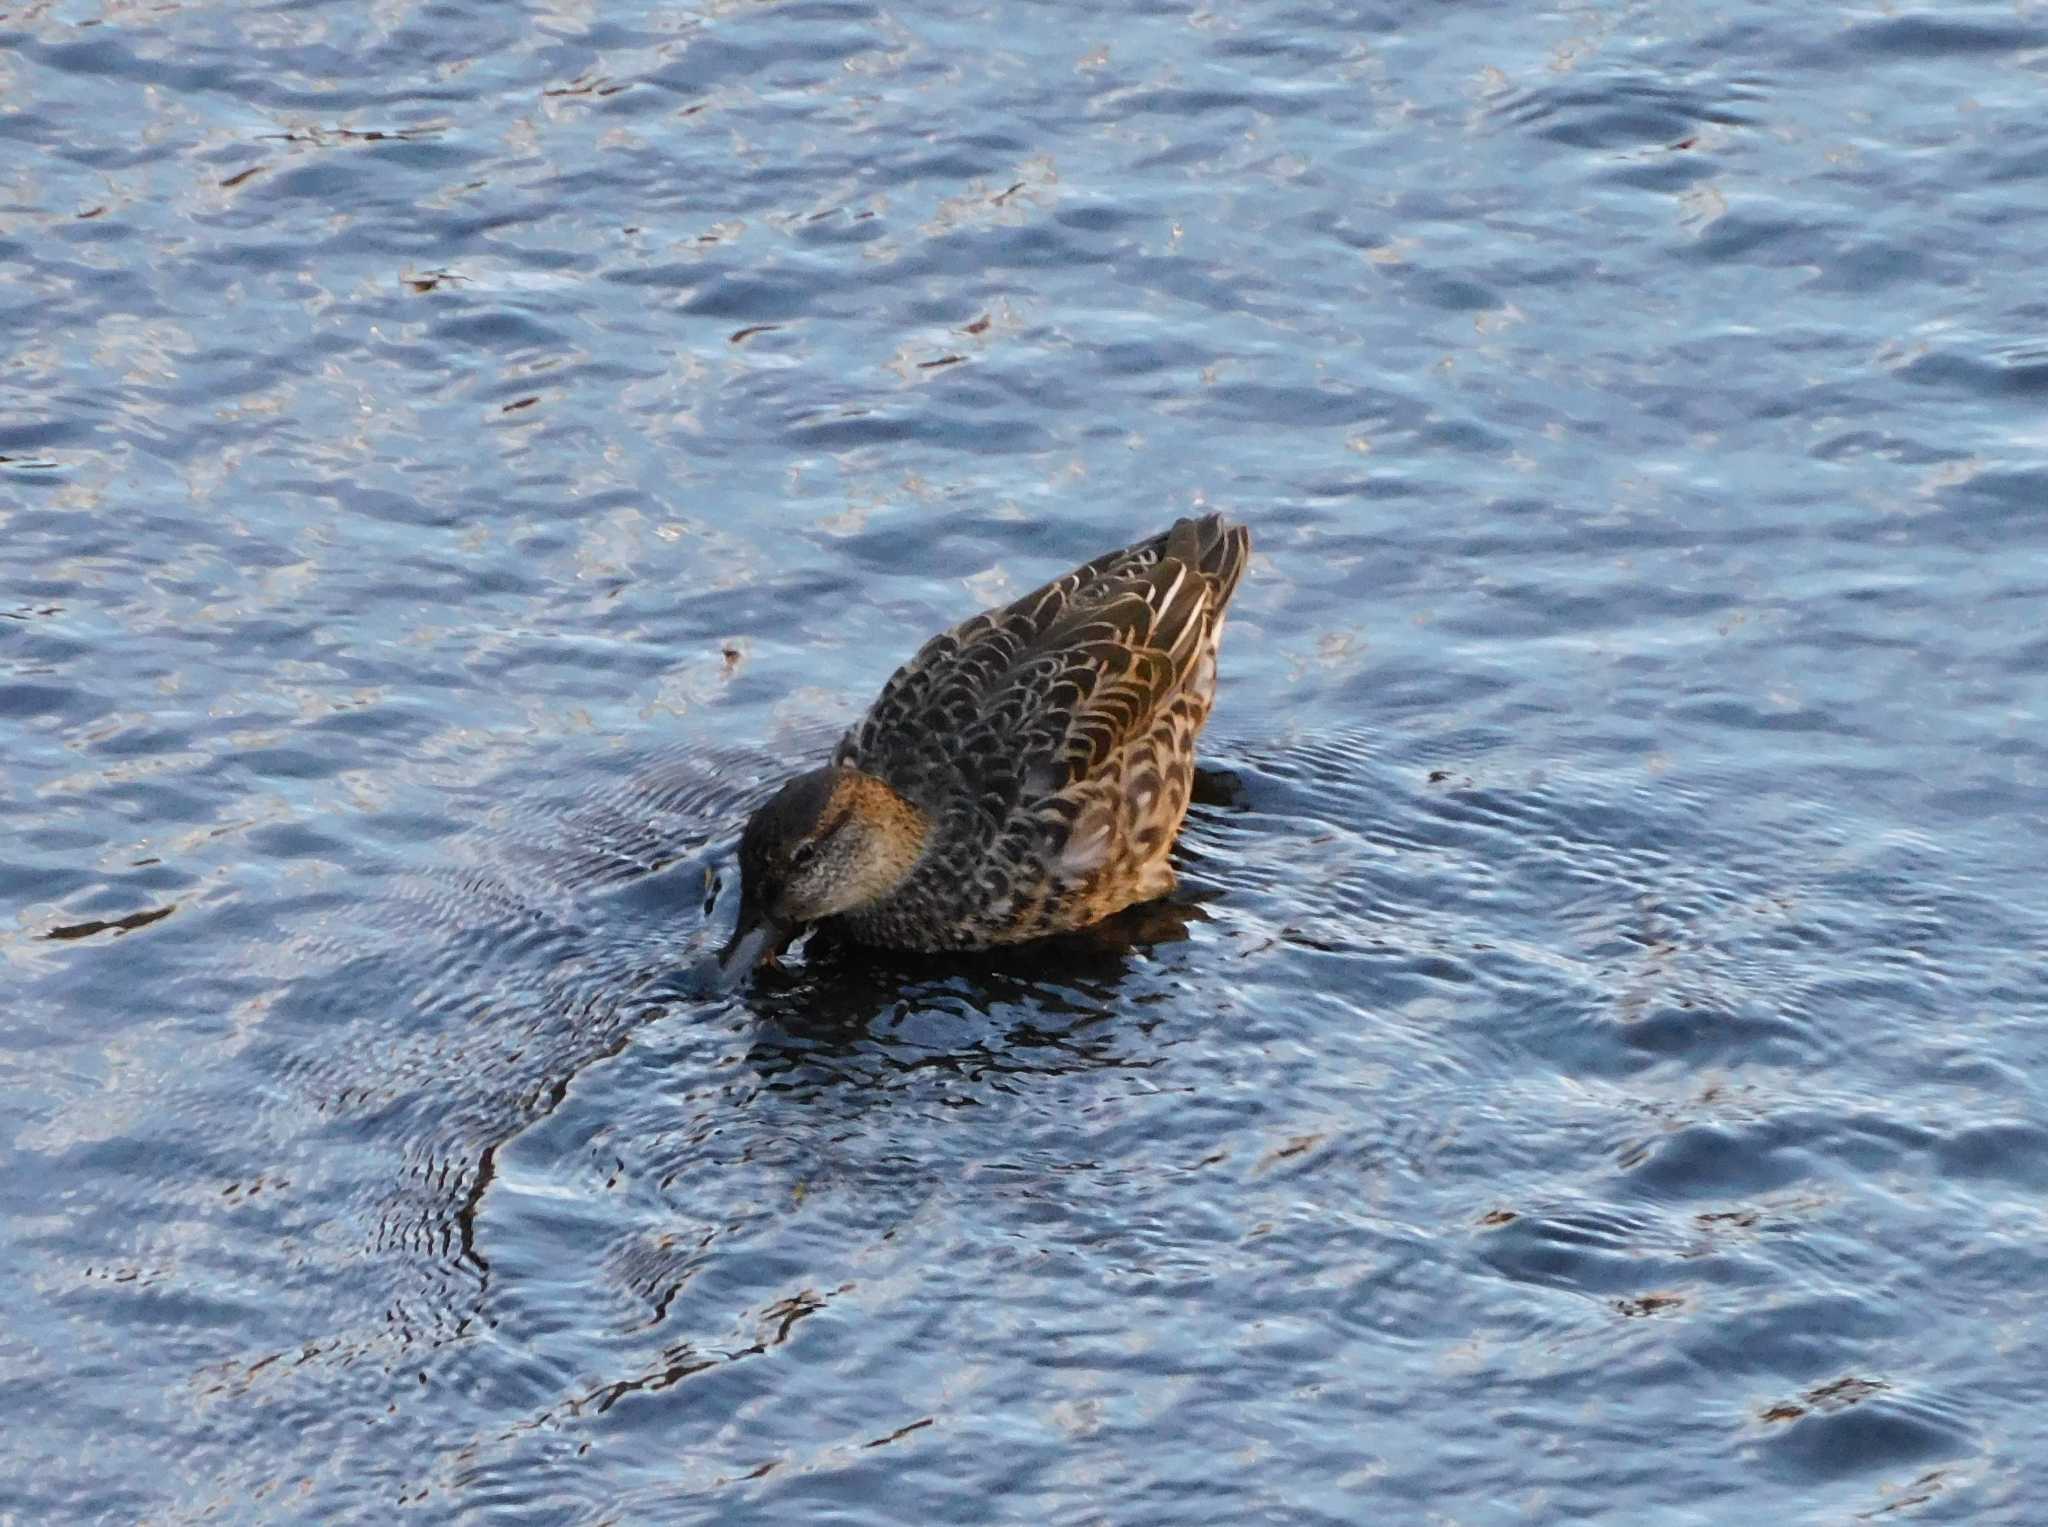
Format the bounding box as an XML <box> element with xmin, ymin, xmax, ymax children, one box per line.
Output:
<box><xmin>715</xmin><ymin>513</ymin><xmax>1251</xmax><ymax>981</ymax></box>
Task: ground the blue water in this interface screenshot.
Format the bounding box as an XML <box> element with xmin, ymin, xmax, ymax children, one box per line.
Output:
<box><xmin>4</xmin><ymin>1</ymin><xmax>2046</xmax><ymax>1520</ymax></box>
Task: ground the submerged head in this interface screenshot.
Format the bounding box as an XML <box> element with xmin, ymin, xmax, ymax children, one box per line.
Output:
<box><xmin>714</xmin><ymin>766</ymin><xmax>926</xmax><ymax>983</ymax></box>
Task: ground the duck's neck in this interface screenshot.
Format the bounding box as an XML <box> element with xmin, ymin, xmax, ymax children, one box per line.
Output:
<box><xmin>831</xmin><ymin>768</ymin><xmax>932</xmax><ymax>899</ymax></box>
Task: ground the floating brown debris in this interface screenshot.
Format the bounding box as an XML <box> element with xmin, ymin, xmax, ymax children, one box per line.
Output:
<box><xmin>543</xmin><ymin>76</ymin><xmax>628</xmax><ymax>99</ymax></box>
<box><xmin>863</xmin><ymin>1417</ymin><xmax>934</xmax><ymax>1449</ymax></box>
<box><xmin>44</xmin><ymin>904</ymin><xmax>176</xmax><ymax>941</ymax></box>
<box><xmin>1762</xmin><ymin>1374</ymin><xmax>1888</xmax><ymax>1423</ymax></box>
<box><xmin>1695</xmin><ymin>1207</ymin><xmax>1760</xmax><ymax>1229</ymax></box>
<box><xmin>1265</xmin><ymin>1133</ymin><xmax>1321</xmax><ymax>1164</ymax></box>
<box><xmin>268</xmin><ymin>125</ymin><xmax>445</xmax><ymax>145</ymax></box>
<box><xmin>1614</xmin><ymin>1292</ymin><xmax>1685</xmax><ymax>1318</ymax></box>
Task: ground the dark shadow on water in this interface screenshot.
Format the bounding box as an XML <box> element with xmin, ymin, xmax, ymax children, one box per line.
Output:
<box><xmin>733</xmin><ymin>895</ymin><xmax>1214</xmax><ymax>1092</ymax></box>
<box><xmin>1190</xmin><ymin>762</ymin><xmax>1248</xmax><ymax>809</ymax></box>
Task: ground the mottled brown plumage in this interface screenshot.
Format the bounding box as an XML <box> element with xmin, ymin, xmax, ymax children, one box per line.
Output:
<box><xmin>717</xmin><ymin>514</ymin><xmax>1250</xmax><ymax>979</ymax></box>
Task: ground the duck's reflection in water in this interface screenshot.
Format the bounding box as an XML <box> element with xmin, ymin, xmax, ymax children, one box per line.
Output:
<box><xmin>733</xmin><ymin>896</ymin><xmax>1214</xmax><ymax>1094</ymax></box>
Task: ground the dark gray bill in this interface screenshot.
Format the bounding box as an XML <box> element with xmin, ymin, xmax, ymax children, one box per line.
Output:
<box><xmin>712</xmin><ymin>913</ymin><xmax>788</xmax><ymax>989</ymax></box>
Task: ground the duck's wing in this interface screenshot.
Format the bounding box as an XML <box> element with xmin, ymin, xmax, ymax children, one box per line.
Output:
<box><xmin>839</xmin><ymin>515</ymin><xmax>1250</xmax><ymax>808</ymax></box>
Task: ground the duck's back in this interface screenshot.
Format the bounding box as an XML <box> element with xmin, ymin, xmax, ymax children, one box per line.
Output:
<box><xmin>832</xmin><ymin>514</ymin><xmax>1250</xmax><ymax>949</ymax></box>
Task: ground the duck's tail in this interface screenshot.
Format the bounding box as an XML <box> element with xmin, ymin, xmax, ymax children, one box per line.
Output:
<box><xmin>1163</xmin><ymin>513</ymin><xmax>1251</xmax><ymax>612</ymax></box>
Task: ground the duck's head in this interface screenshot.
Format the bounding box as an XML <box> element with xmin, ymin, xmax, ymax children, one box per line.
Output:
<box><xmin>714</xmin><ymin>766</ymin><xmax>928</xmax><ymax>983</ymax></box>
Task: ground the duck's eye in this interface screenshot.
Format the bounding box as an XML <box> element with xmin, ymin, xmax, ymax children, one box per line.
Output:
<box><xmin>789</xmin><ymin>841</ymin><xmax>818</xmax><ymax>871</ymax></box>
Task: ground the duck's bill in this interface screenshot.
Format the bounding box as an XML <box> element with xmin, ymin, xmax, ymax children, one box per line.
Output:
<box><xmin>711</xmin><ymin>913</ymin><xmax>791</xmax><ymax>988</ymax></box>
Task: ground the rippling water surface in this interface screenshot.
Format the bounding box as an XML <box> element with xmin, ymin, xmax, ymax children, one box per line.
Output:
<box><xmin>5</xmin><ymin>0</ymin><xmax>2046</xmax><ymax>1520</ymax></box>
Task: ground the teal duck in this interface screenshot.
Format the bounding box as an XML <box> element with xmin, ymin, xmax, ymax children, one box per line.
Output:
<box><xmin>716</xmin><ymin>513</ymin><xmax>1251</xmax><ymax>980</ymax></box>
